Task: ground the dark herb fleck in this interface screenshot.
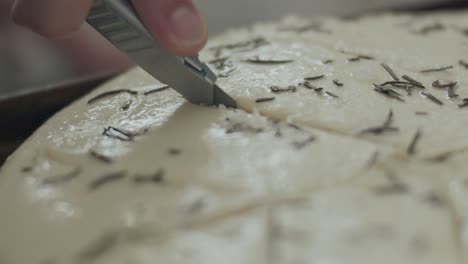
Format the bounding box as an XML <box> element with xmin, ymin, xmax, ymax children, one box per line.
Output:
<box><xmin>366</xmin><ymin>151</ymin><xmax>379</xmax><ymax>168</ymax></box>
<box><xmin>143</xmin><ymin>85</ymin><xmax>170</xmax><ymax>95</ymax></box>
<box><xmin>325</xmin><ymin>91</ymin><xmax>339</xmax><ymax>98</ymax></box>
<box><xmin>208</xmin><ymin>57</ymin><xmax>230</xmax><ymax>69</ymax></box>
<box><xmin>103</xmin><ymin>126</ymin><xmax>145</xmax><ymax>141</ymax></box>
<box><xmin>210</xmin><ymin>38</ymin><xmax>269</xmax><ymax>56</ymax></box>
<box><xmin>280</xmin><ymin>23</ymin><xmax>330</xmax><ymax>34</ymax></box>
<box><xmin>243</xmin><ymin>57</ymin><xmax>293</xmax><ymax>65</ymax></box>
<box><xmin>21</xmin><ymin>154</ymin><xmax>38</xmax><ymax>173</ymax></box>
<box><xmin>415</xmin><ymin>111</ymin><xmax>429</xmax><ymax>116</ymax></box>
<box><xmin>415</xmin><ymin>23</ymin><xmax>445</xmax><ymax>35</ymax></box>
<box><xmin>432</xmin><ymin>80</ymin><xmax>457</xmax><ymax>89</ymax></box>
<box><xmin>341</xmin><ymin>50</ymin><xmax>375</xmax><ymax>61</ymax></box>
<box><xmin>407</xmin><ymin>129</ymin><xmax>422</xmax><ymax>155</ymax></box>
<box><xmin>187</xmin><ymin>199</ymin><xmax>205</xmax><ymax>214</ymax></box>
<box><xmin>22</xmin><ymin>166</ymin><xmax>33</xmax><ymax>173</ymax></box>
<box><xmin>303</xmin><ymin>82</ymin><xmax>323</xmax><ymax>92</ymax></box>
<box><xmin>381</xmin><ymin>80</ymin><xmax>424</xmax><ymax>89</ymax></box>
<box><xmin>292</xmin><ymin>136</ymin><xmax>316</xmax><ymax>150</ymax></box>
<box><xmin>380</xmin><ymin>81</ymin><xmax>408</xmax><ymax>88</ymax></box>
<box><xmin>447</xmin><ymin>85</ymin><xmax>459</xmax><ymax>98</ymax></box>
<box><xmin>168</xmin><ymin>148</ymin><xmax>181</xmax><ymax>155</ymax></box>
<box><xmin>274</xmin><ymin>127</ymin><xmax>282</xmax><ymax>138</ymax></box>
<box><xmin>333</xmin><ymin>79</ymin><xmax>344</xmax><ymax>87</ymax></box>
<box><xmin>89</xmin><ymin>171</ymin><xmax>126</xmax><ymax>191</ymax></box>
<box><xmin>322</xmin><ymin>59</ymin><xmax>334</xmax><ymax>64</ymax></box>
<box><xmin>402</xmin><ymin>75</ymin><xmax>424</xmax><ymax>88</ymax></box>
<box><xmin>218</xmin><ymin>68</ymin><xmax>237</xmax><ymax>78</ymax></box>
<box><xmin>226</xmin><ymin>123</ymin><xmax>264</xmax><ymax>134</ymax></box>
<box><xmin>380</xmin><ymin>81</ymin><xmax>415</xmax><ymax>95</ymax></box>
<box><xmin>424</xmin><ymin>192</ymin><xmax>446</xmax><ymax>208</ymax></box>
<box><xmin>374</xmin><ymin>182</ymin><xmax>408</xmax><ymax>195</ymax></box>
<box><xmin>360</xmin><ymin>110</ymin><xmax>398</xmax><ymax>135</ymax></box>
<box><xmin>431</xmin><ymin>81</ymin><xmax>458</xmax><ymax>98</ymax></box>
<box><xmin>339</xmin><ymin>14</ymin><xmax>363</xmax><ymax>21</ymax></box>
<box><xmin>103</xmin><ymin>127</ymin><xmax>133</xmax><ymax>141</ymax></box>
<box><xmin>348</xmin><ymin>56</ymin><xmax>372</xmax><ymax>62</ymax></box>
<box><xmin>121</xmin><ymin>100</ymin><xmax>132</xmax><ymax>111</ymax></box>
<box><xmin>420</xmin><ymin>65</ymin><xmax>454</xmax><ymax>73</ymax></box>
<box><xmin>460</xmin><ymin>60</ymin><xmax>468</xmax><ymax>69</ymax></box>
<box><xmin>42</xmin><ymin>168</ymin><xmax>81</xmax><ymax>185</ymax></box>
<box><xmin>88</xmin><ymin>90</ymin><xmax>138</xmax><ymax>104</ymax></box>
<box><xmin>256</xmin><ymin>97</ymin><xmax>276</xmax><ymax>103</ymax></box>
<box><xmin>381</xmin><ymin>63</ymin><xmax>399</xmax><ymax>81</ymax></box>
<box><xmin>426</xmin><ymin>151</ymin><xmax>454</xmax><ymax>163</ymax></box>
<box><xmin>373</xmin><ymin>84</ymin><xmax>405</xmax><ymax>102</ymax></box>
<box><xmin>134</xmin><ymin>169</ymin><xmax>165</xmax><ymax>184</ymax></box>
<box><xmin>421</xmin><ymin>91</ymin><xmax>443</xmax><ymax>106</ymax></box>
<box><xmin>89</xmin><ymin>150</ymin><xmax>113</xmax><ymax>164</ymax></box>
<box><xmin>270</xmin><ymin>86</ymin><xmax>296</xmax><ymax>93</ymax></box>
<box><xmin>209</xmin><ymin>57</ymin><xmax>236</xmax><ymax>77</ymax></box>
<box><xmin>405</xmin><ymin>87</ymin><xmax>412</xmax><ymax>96</ymax></box>
<box><xmin>304</xmin><ymin>75</ymin><xmax>325</xmax><ymax>81</ymax></box>
<box><xmin>288</xmin><ymin>124</ymin><xmax>302</xmax><ymax>131</ymax></box>
<box><xmin>314</xmin><ymin>87</ymin><xmax>323</xmax><ymax>93</ymax></box>
<box><xmin>382</xmin><ymin>110</ymin><xmax>394</xmax><ymax>128</ymax></box>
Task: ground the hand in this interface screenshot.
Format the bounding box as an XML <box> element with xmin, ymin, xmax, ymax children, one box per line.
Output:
<box><xmin>10</xmin><ymin>0</ymin><xmax>208</xmax><ymax>56</ymax></box>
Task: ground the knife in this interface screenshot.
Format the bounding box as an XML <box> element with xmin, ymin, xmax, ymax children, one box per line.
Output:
<box><xmin>86</xmin><ymin>0</ymin><xmax>236</xmax><ymax>108</ymax></box>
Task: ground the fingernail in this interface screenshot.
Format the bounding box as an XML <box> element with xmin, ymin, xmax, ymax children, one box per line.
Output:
<box><xmin>169</xmin><ymin>5</ymin><xmax>206</xmax><ymax>48</ymax></box>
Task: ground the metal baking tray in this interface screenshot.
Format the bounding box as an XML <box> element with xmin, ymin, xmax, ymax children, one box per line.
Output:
<box><xmin>0</xmin><ymin>71</ymin><xmax>117</xmax><ymax>164</ymax></box>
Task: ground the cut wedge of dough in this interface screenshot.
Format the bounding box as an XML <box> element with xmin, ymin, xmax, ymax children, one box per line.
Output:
<box><xmin>205</xmin><ymin>12</ymin><xmax>468</xmax><ymax>155</ymax></box>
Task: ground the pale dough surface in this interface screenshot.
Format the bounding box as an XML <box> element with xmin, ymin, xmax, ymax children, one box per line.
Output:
<box><xmin>1</xmin><ymin>10</ymin><xmax>468</xmax><ymax>264</ymax></box>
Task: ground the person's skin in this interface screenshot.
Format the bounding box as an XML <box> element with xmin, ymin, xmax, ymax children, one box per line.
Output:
<box><xmin>9</xmin><ymin>0</ymin><xmax>208</xmax><ymax>57</ymax></box>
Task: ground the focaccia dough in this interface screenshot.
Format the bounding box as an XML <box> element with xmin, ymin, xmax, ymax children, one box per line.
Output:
<box><xmin>1</xmin><ymin>10</ymin><xmax>468</xmax><ymax>264</ymax></box>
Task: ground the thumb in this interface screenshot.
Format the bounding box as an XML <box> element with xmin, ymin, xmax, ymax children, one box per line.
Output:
<box><xmin>131</xmin><ymin>0</ymin><xmax>207</xmax><ymax>56</ymax></box>
<box><xmin>11</xmin><ymin>0</ymin><xmax>208</xmax><ymax>56</ymax></box>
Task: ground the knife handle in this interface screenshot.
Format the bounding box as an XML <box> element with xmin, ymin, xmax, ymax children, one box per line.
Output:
<box><xmin>86</xmin><ymin>0</ymin><xmax>221</xmax><ymax>106</ymax></box>
<box><xmin>87</xmin><ymin>0</ymin><xmax>154</xmax><ymax>54</ymax></box>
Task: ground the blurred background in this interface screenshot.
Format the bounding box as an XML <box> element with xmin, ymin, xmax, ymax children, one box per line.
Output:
<box><xmin>0</xmin><ymin>0</ymin><xmax>465</xmax><ymax>162</ymax></box>
<box><xmin>198</xmin><ymin>0</ymin><xmax>452</xmax><ymax>33</ymax></box>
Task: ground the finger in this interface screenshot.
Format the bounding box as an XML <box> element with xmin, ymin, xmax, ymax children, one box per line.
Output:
<box><xmin>11</xmin><ymin>0</ymin><xmax>93</xmax><ymax>38</ymax></box>
<box><xmin>54</xmin><ymin>24</ymin><xmax>133</xmax><ymax>75</ymax></box>
<box><xmin>131</xmin><ymin>0</ymin><xmax>207</xmax><ymax>56</ymax></box>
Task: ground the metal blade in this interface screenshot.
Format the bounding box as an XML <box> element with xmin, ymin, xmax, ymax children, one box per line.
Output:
<box><xmin>87</xmin><ymin>0</ymin><xmax>237</xmax><ymax>108</ymax></box>
<box><xmin>214</xmin><ymin>85</ymin><xmax>237</xmax><ymax>108</ymax></box>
